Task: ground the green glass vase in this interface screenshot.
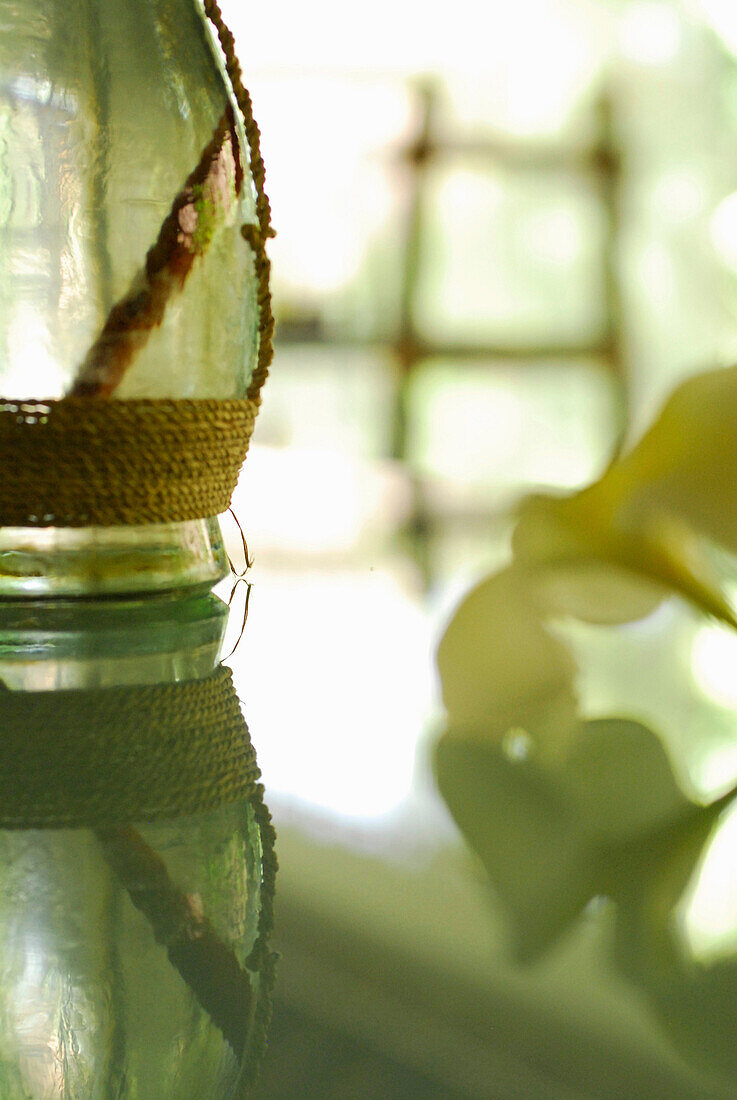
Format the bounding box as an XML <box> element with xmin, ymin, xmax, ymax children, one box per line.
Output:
<box><xmin>0</xmin><ymin>592</ymin><xmax>275</xmax><ymax>1098</ymax></box>
<box><xmin>0</xmin><ymin>0</ymin><xmax>261</xmax><ymax>596</ymax></box>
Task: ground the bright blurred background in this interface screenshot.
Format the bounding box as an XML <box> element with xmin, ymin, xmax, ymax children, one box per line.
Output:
<box><xmin>214</xmin><ymin>1</ymin><xmax>737</xmax><ymax>1095</ymax></box>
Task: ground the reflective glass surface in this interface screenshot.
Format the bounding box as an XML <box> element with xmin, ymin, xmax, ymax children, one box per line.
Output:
<box><xmin>0</xmin><ymin>592</ymin><xmax>271</xmax><ymax>1099</ymax></box>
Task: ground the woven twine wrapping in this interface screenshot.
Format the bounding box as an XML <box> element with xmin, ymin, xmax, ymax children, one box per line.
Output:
<box><xmin>0</xmin><ymin>665</ymin><xmax>261</xmax><ymax>827</ymax></box>
<box><xmin>0</xmin><ymin>0</ymin><xmax>275</xmax><ymax>530</ymax></box>
<box><xmin>0</xmin><ymin>398</ymin><xmax>257</xmax><ymax>527</ymax></box>
<box><xmin>0</xmin><ymin>663</ymin><xmax>279</xmax><ymax>1086</ymax></box>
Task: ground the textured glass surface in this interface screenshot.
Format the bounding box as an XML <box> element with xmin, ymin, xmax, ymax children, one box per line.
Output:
<box><xmin>0</xmin><ymin>805</ymin><xmax>262</xmax><ymax>1100</ymax></box>
<box><xmin>0</xmin><ymin>593</ymin><xmax>268</xmax><ymax>1097</ymax></box>
<box><xmin>0</xmin><ymin>0</ymin><xmax>259</xmax><ymax>400</ymax></box>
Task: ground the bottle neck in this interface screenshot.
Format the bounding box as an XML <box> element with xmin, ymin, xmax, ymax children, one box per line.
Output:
<box><xmin>0</xmin><ymin>517</ymin><xmax>229</xmax><ymax>599</ymax></box>
<box><xmin>0</xmin><ymin>590</ymin><xmax>228</xmax><ymax>690</ymax></box>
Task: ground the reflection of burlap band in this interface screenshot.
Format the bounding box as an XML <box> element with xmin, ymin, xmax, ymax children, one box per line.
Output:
<box><xmin>0</xmin><ymin>397</ymin><xmax>257</xmax><ymax>527</ymax></box>
<box><xmin>0</xmin><ymin>665</ymin><xmax>261</xmax><ymax>827</ymax></box>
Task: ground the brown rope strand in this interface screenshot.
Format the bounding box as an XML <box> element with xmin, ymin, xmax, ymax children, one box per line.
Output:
<box><xmin>202</xmin><ymin>0</ymin><xmax>276</xmax><ymax>407</ymax></box>
<box><xmin>71</xmin><ymin>109</ymin><xmax>241</xmax><ymax>397</ymax></box>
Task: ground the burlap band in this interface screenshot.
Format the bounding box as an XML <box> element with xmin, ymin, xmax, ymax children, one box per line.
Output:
<box><xmin>0</xmin><ymin>665</ymin><xmax>261</xmax><ymax>827</ymax></box>
<box><xmin>0</xmin><ymin>397</ymin><xmax>257</xmax><ymax>527</ymax></box>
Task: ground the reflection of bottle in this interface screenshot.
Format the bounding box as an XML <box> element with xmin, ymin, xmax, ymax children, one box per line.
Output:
<box><xmin>0</xmin><ymin>593</ymin><xmax>275</xmax><ymax>1097</ymax></box>
<box><xmin>0</xmin><ymin>0</ymin><xmax>263</xmax><ymax>596</ymax></box>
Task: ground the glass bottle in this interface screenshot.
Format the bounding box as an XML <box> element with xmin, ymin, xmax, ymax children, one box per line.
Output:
<box><xmin>0</xmin><ymin>592</ymin><xmax>273</xmax><ymax>1098</ymax></box>
<box><xmin>0</xmin><ymin>0</ymin><xmax>261</xmax><ymax>596</ymax></box>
